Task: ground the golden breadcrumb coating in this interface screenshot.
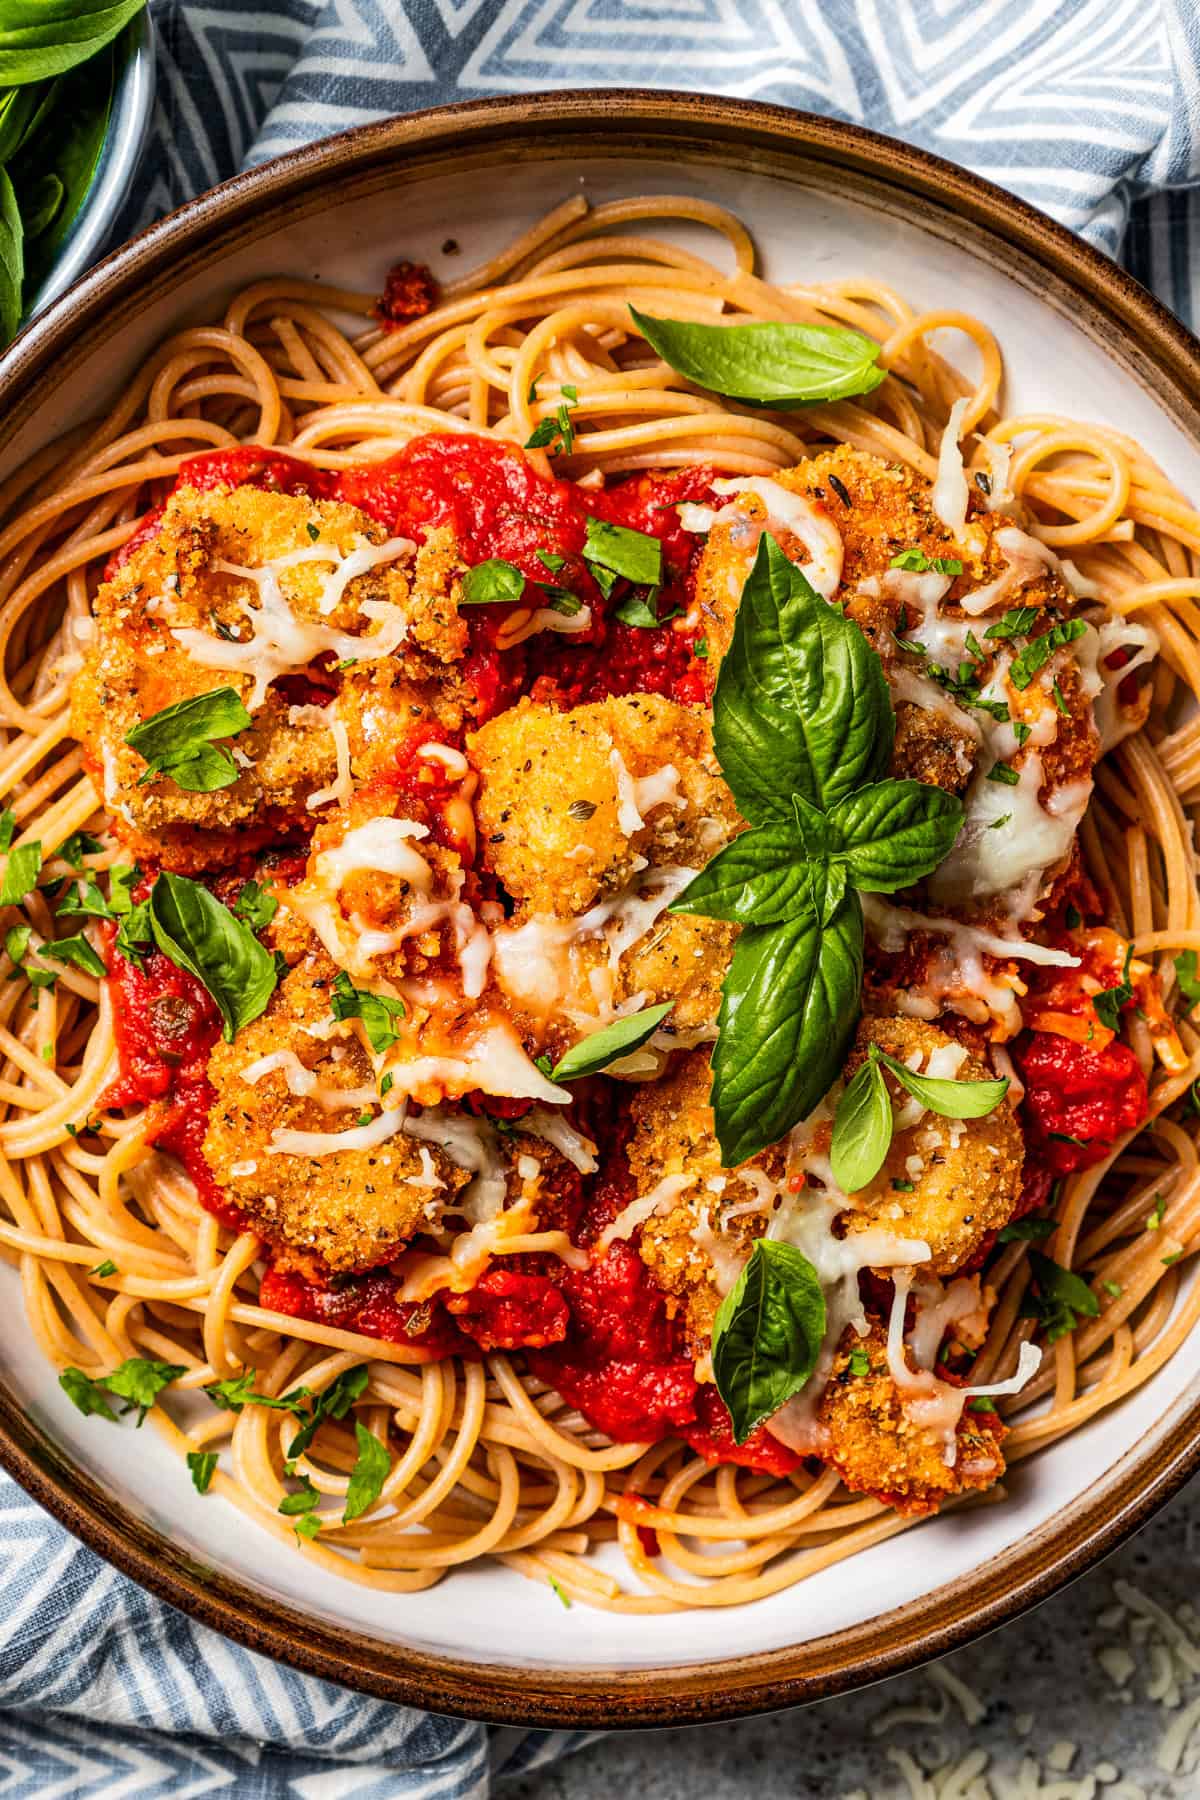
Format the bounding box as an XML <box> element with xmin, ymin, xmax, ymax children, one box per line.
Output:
<box><xmin>469</xmin><ymin>692</ymin><xmax>740</xmax><ymax>916</ymax></box>
<box><xmin>70</xmin><ymin>486</ymin><xmax>466</xmax><ymax>869</ymax></box>
<box><xmin>836</xmin><ymin>1015</ymin><xmax>1024</xmax><ymax>1274</ymax></box>
<box><xmin>203</xmin><ymin>953</ymin><xmax>468</xmax><ymax>1273</ymax></box>
<box><xmin>692</xmin><ymin>444</ymin><xmax>1097</xmax><ymax>805</ymax></box>
<box><xmin>817</xmin><ymin>1318</ymin><xmax>1007</xmax><ymax>1515</ymax></box>
<box><xmin>626</xmin><ymin>1049</ymin><xmax>782</xmax><ymax>1349</ymax></box>
<box><xmin>472</xmin><ymin>694</ymin><xmax>742</xmax><ymax>1044</ymax></box>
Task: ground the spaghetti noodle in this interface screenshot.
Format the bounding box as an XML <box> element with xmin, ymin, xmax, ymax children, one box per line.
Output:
<box><xmin>0</xmin><ymin>193</ymin><xmax>1196</xmax><ymax>1612</ymax></box>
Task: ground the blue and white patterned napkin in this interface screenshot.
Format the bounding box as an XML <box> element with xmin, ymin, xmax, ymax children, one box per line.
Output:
<box><xmin>3</xmin><ymin>1</ymin><xmax>1200</xmax><ymax>1793</ymax></box>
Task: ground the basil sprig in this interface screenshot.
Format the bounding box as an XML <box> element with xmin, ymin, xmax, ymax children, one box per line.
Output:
<box><xmin>629</xmin><ymin>308</ymin><xmax>886</xmax><ymax>408</ymax></box>
<box><xmin>147</xmin><ymin>872</ymin><xmax>279</xmax><ymax>1041</ymax></box>
<box><xmin>711</xmin><ymin>1240</ymin><xmax>826</xmax><ymax>1443</ymax></box>
<box><xmin>671</xmin><ymin>534</ymin><xmax>963</xmax><ymax>1165</ymax></box>
<box><xmin>830</xmin><ymin>1043</ymin><xmax>1010</xmax><ymax>1193</ymax></box>
<box><xmin>125</xmin><ymin>686</ymin><xmax>252</xmax><ymax>793</ymax></box>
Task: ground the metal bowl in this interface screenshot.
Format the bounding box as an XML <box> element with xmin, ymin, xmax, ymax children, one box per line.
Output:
<box><xmin>22</xmin><ymin>10</ymin><xmax>156</xmax><ymax>322</ymax></box>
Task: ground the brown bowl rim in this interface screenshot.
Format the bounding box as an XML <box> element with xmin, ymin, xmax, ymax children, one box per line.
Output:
<box><xmin>1</xmin><ymin>88</ymin><xmax>1199</xmax><ymax>1729</ymax></box>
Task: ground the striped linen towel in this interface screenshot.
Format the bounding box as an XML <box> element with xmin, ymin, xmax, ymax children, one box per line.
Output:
<box><xmin>1</xmin><ymin>0</ymin><xmax>1198</xmax><ymax>1793</ymax></box>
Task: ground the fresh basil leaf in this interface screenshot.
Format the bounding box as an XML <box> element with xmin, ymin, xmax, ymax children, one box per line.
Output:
<box><xmin>343</xmin><ymin>1421</ymin><xmax>390</xmax><ymax>1522</ymax></box>
<box><xmin>286</xmin><ymin>1366</ymin><xmax>370</xmax><ymax>1462</ymax></box>
<box><xmin>125</xmin><ymin>686</ymin><xmax>251</xmax><ymax>792</ymax></box>
<box><xmin>1009</xmin><ymin>619</ymin><xmax>1088</xmax><ymax>690</ymax></box>
<box><xmin>0</xmin><ymin>840</ymin><xmax>41</xmax><ymax>905</ymax></box>
<box><xmin>115</xmin><ymin>897</ymin><xmax>153</xmax><ymax>965</ymax></box>
<box><xmin>186</xmin><ymin>1450</ymin><xmax>217</xmax><ymax>1494</ymax></box>
<box><xmin>983</xmin><ymin>605</ymin><xmax>1039</xmax><ymax>642</ymax></box>
<box><xmin>278</xmin><ymin>1475</ymin><xmax>320</xmax><ymax>1518</ymax></box>
<box><xmin>583</xmin><ymin>516</ymin><xmax>663</xmax><ymax>587</ymax></box>
<box><xmin>232</xmin><ymin>879</ymin><xmax>278</xmax><ymax>932</ymax></box>
<box><xmin>148</xmin><ymin>873</ymin><xmax>279</xmax><ymax>1042</ymax></box>
<box><xmin>59</xmin><ymin>1367</ymin><xmax>118</xmax><ymax>1421</ymax></box>
<box><xmin>1176</xmin><ymin>950</ymin><xmax>1200</xmax><ymax>1009</ymax></box>
<box><xmin>43</xmin><ymin>932</ymin><xmax>105</xmax><ymax>978</ymax></box>
<box><xmin>461</xmin><ymin>558</ymin><xmax>525</xmax><ymax>605</ymax></box>
<box><xmin>0</xmin><ymin>167</ymin><xmax>21</xmax><ymax>344</ymax></box>
<box><xmin>330</xmin><ymin>971</ymin><xmax>406</xmax><ymax>1053</ymax></box>
<box><xmin>108</xmin><ymin>863</ymin><xmax>137</xmax><ymax>916</ymax></box>
<box><xmin>550</xmin><ymin>1002</ymin><xmax>674</xmax><ymax>1080</ymax></box>
<box><xmin>807</xmin><ymin>856</ymin><xmax>848</xmax><ymax>927</ymax></box>
<box><xmin>830</xmin><ymin>780</ymin><xmax>964</xmax><ymax>893</ymax></box>
<box><xmin>711</xmin><ymin>1240</ymin><xmax>826</xmax><ymax>1443</ymax></box>
<box><xmin>204</xmin><ymin>1372</ymin><xmax>312</xmax><ymax>1415</ymax></box>
<box><xmin>58</xmin><ymin>830</ymin><xmax>102</xmax><ymax>868</ymax></box>
<box><xmin>714</xmin><ymin>534</ymin><xmax>892</xmax><ymax>823</ymax></box>
<box><xmin>0</xmin><ymin>86</ymin><xmax>40</xmax><ymax>165</ymax></box>
<box><xmin>0</xmin><ymin>1</ymin><xmax>145</xmax><ymax>84</ymax></box>
<box><xmin>21</xmin><ymin>169</ymin><xmax>63</xmax><ymax>240</ymax></box>
<box><xmin>670</xmin><ymin>821</ymin><xmax>812</xmax><ymax>926</ymax></box>
<box><xmin>61</xmin><ymin>1356</ymin><xmax>184</xmax><ymax>1426</ymax></box>
<box><xmin>710</xmin><ymin>898</ymin><xmax>863</xmax><ymax>1167</ymax></box>
<box><xmin>874</xmin><ymin>1045</ymin><xmax>1008</xmax><ymax>1119</ymax></box>
<box><xmin>0</xmin><ymin>811</ymin><xmax>14</xmax><ymax>852</ymax></box>
<box><xmin>889</xmin><ymin>549</ymin><xmax>962</xmax><ymax>576</ymax></box>
<box><xmin>4</xmin><ymin>923</ymin><xmax>29</xmax><ymax>964</ymax></box>
<box><xmin>1023</xmin><ymin>1249</ymin><xmax>1100</xmax><ymax>1342</ymax></box>
<box><xmin>613</xmin><ymin>593</ymin><xmax>681</xmax><ymax>629</ymax></box>
<box><xmin>830</xmin><ymin>1056</ymin><xmax>893</xmax><ymax>1192</ymax></box>
<box><xmin>997</xmin><ymin>1214</ymin><xmax>1057</xmax><ymax>1243</ymax></box>
<box><xmin>629</xmin><ymin>308</ymin><xmax>886</xmax><ymax>408</ymax></box>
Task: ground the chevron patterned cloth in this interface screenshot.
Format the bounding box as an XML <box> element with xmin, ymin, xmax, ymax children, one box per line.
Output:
<box><xmin>3</xmin><ymin>0</ymin><xmax>1199</xmax><ymax>1794</ymax></box>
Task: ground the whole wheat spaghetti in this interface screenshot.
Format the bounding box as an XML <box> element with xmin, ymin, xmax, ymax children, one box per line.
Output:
<box><xmin>0</xmin><ymin>194</ymin><xmax>1195</xmax><ymax>1614</ymax></box>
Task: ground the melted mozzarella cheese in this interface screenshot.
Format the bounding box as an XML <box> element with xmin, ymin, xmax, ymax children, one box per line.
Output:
<box><xmin>517</xmin><ymin>1105</ymin><xmax>599</xmax><ymax>1174</ymax></box>
<box><xmin>885</xmin><ymin>1271</ymin><xmax>1041</xmax><ymax>1465</ymax></box>
<box><xmin>1073</xmin><ymin>615</ymin><xmax>1160</xmax><ymax>752</ymax></box>
<box><xmin>305</xmin><ymin>713</ymin><xmax>353</xmax><ymax>812</ymax></box>
<box><xmin>932</xmin><ymin>397</ymin><xmax>970</xmax><ymax>537</ymax></box>
<box><xmin>402</xmin><ymin>1106</ymin><xmax>507</xmax><ymax>1221</ymax></box>
<box><xmin>499</xmin><ymin>604</ymin><xmax>593</xmax><ymax>645</ymax></box>
<box><xmin>490</xmin><ymin>864</ymin><xmax>698</xmax><ymax>1023</ymax></box>
<box><xmin>383</xmin><ymin>1020</ymin><xmax>569</xmax><ymax>1107</ymax></box>
<box><xmin>172</xmin><ymin>540</ymin><xmax>413</xmax><ymax>708</ymax></box>
<box><xmin>594</xmin><ymin>1172</ymin><xmax>695</xmax><ymax>1253</ymax></box>
<box><xmin>239</xmin><ymin>1048</ymin><xmax>377</xmax><ymax>1112</ymax></box>
<box><xmin>269</xmin><ymin>1105</ymin><xmax>409</xmax><ymax>1157</ymax></box>
<box><xmin>710</xmin><ymin>475</ymin><xmax>844</xmax><ymax>598</ymax></box>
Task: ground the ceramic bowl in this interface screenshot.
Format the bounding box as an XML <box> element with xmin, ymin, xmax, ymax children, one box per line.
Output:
<box><xmin>2</xmin><ymin>92</ymin><xmax>1199</xmax><ymax>1728</ymax></box>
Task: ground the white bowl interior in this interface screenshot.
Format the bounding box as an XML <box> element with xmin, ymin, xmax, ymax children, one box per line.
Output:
<box><xmin>4</xmin><ymin>147</ymin><xmax>1198</xmax><ymax>1671</ymax></box>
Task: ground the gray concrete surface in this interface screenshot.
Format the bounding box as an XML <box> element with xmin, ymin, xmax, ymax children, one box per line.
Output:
<box><xmin>506</xmin><ymin>1484</ymin><xmax>1200</xmax><ymax>1798</ymax></box>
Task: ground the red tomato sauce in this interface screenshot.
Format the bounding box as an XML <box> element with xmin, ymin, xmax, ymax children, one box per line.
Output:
<box><xmin>445</xmin><ymin>1268</ymin><xmax>569</xmax><ymax>1351</ymax></box>
<box><xmin>337</xmin><ymin>434</ymin><xmax>715</xmax><ymax>719</ymax></box>
<box><xmin>374</xmin><ymin>261</ymin><xmax>437</xmax><ymax>328</ymax></box>
<box><xmin>259</xmin><ymin>1264</ymin><xmax>469</xmax><ymax>1356</ymax></box>
<box><xmin>101</xmin><ymin>928</ymin><xmax>241</xmax><ymax>1225</ymax></box>
<box><xmin>1013</xmin><ymin>1030</ymin><xmax>1149</xmax><ymax>1175</ymax></box>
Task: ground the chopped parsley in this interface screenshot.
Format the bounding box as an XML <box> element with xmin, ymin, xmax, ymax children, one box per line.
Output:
<box><xmin>986</xmin><ymin>762</ymin><xmax>1019</xmax><ymax>786</ymax></box>
<box><xmin>1093</xmin><ymin>944</ymin><xmax>1134</xmax><ymax>1033</ymax></box>
<box><xmin>187</xmin><ymin>1451</ymin><xmax>218</xmax><ymax>1494</ymax></box>
<box><xmin>983</xmin><ymin>606</ymin><xmax>1039</xmax><ymax>642</ymax></box>
<box><xmin>888</xmin><ymin>548</ymin><xmax>963</xmax><ymax>576</ymax></box>
<box><xmin>1020</xmin><ymin>1251</ymin><xmax>1100</xmax><ymax>1343</ymax></box>
<box><xmin>330</xmin><ymin>971</ymin><xmax>406</xmax><ymax>1053</ymax></box>
<box><xmin>1009</xmin><ymin>619</ymin><xmax>1088</xmax><ymax>690</ymax></box>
